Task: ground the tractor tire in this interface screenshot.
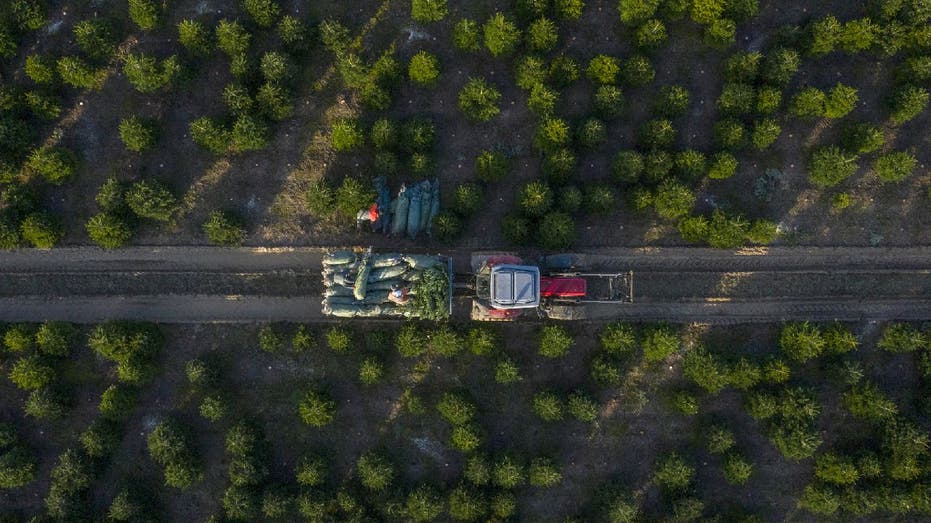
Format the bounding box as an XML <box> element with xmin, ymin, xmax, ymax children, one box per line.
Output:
<box><xmin>543</xmin><ymin>304</ymin><xmax>587</xmax><ymax>321</ymax></box>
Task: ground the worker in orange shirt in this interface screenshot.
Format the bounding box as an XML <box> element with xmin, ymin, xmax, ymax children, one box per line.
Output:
<box><xmin>356</xmin><ymin>203</ymin><xmax>379</xmax><ymax>231</ymax></box>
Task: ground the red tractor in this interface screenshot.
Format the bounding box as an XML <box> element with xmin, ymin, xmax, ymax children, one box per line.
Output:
<box><xmin>469</xmin><ymin>253</ymin><xmax>632</xmax><ymax>321</ymax></box>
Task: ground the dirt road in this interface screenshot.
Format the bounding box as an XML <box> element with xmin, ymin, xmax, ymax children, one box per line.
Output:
<box><xmin>0</xmin><ymin>246</ymin><xmax>929</xmax><ymax>323</ymax></box>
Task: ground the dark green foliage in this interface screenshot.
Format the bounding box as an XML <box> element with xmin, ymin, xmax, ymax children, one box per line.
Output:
<box><xmin>296</xmin><ymin>455</ymin><xmax>326</xmax><ymax>486</ymax></box>
<box><xmin>717</xmin><ymin>83</ymin><xmax>755</xmax><ymax>115</ymax></box>
<box><xmin>705</xmin><ymin>18</ymin><xmax>737</xmax><ymax>48</ymax></box>
<box><xmin>298</xmin><ymin>390</ymin><xmax>335</xmax><ymax>426</ymax></box>
<box><xmin>595</xmin><ymin>85</ymin><xmax>625</xmax><ymax>118</ymax></box>
<box><xmin>93</xmin><ymin>179</ymin><xmax>126</xmax><ymax>214</ymax></box>
<box><xmin>889</xmin><ymin>85</ymin><xmax>928</xmax><ymax>124</ymax></box>
<box><xmin>806</xmin><ymin>15</ymin><xmax>840</xmax><ymax>55</ymax></box>
<box><xmin>642</xmin><ymin>323</ymin><xmax>678</xmax><ymax>362</ymax></box>
<box><xmin>406</xmin><ymin>485</ymin><xmax>444</xmax><ymax>521</ymax></box>
<box><xmin>203</xmin><ymin>211</ymin><xmax>245</xmax><ymax>246</ymax></box>
<box><xmin>475</xmin><ymin>150</ymin><xmax>508</xmax><ymax>182</ymax></box>
<box><xmin>622</xmin><ymin>55</ymin><xmax>655</xmax><ymax>86</ymax></box>
<box><xmin>453</xmin><ymin>183</ymin><xmax>483</xmax><ymax>216</ymax></box>
<box><xmin>751</xmin><ymin>118</ymin><xmax>781</xmax><ymax>150</ymax></box>
<box><xmin>653</xmin><ymin>453</ymin><xmax>693</xmax><ymax>490</ymax></box>
<box><xmin>334</xmin><ymin>176</ymin><xmax>374</xmax><ymax>220</ymax></box>
<box><xmin>756</xmin><ymin>86</ymin><xmax>782</xmax><ymax>114</ymax></box>
<box><xmin>55</xmin><ymin>57</ymin><xmax>100</xmax><ymax>89</ymax></box>
<box><xmin>612</xmin><ymin>150</ymin><xmax>644</xmax><ymax>183</ymax></box>
<box><xmin>80</xmin><ymin>419</ymin><xmax>121</xmax><ymax>458</ymax></box>
<box><xmin>216</xmin><ymin>19</ymin><xmax>250</xmax><ymax>56</ymax></box>
<box><xmin>242</xmin><ymin>0</ymin><xmax>280</xmax><ymax>27</ymax></box>
<box><xmin>587</xmin><ymin>55</ymin><xmax>620</xmax><ymax>85</ymax></box>
<box><xmin>567</xmin><ymin>391</ymin><xmax>598</xmax><ymax>421</ymax></box>
<box><xmin>549</xmin><ymin>54</ymin><xmax>580</xmax><ymax>87</ymax></box>
<box><xmin>653</xmin><ymin>180</ymin><xmax>694</xmax><ymax>220</ymax></box>
<box><xmin>533</xmin><ymin>391</ymin><xmax>565</xmax><ymax>421</ymax></box>
<box><xmin>779</xmin><ymin>321</ymin><xmax>825</xmax><ymax>361</ymax></box>
<box><xmin>25</xmin><ymin>387</ymin><xmax>67</xmax><ymax>419</ymax></box>
<box><xmin>517</xmin><ymin>180</ymin><xmax>553</xmax><ymax>217</ymax></box>
<box><xmin>432</xmin><ymin>212</ymin><xmax>462</xmax><ymax>243</ymax></box>
<box><xmin>600</xmin><ymin>322</ymin><xmax>636</xmax><ymax>353</ymax></box>
<box><xmin>493</xmin><ymin>455</ymin><xmax>525</xmax><ymax>488</ymax></box>
<box><xmin>35</xmin><ymin>322</ymin><xmax>74</xmax><ymax>357</ymax></box>
<box><xmin>761</xmin><ymin>47</ymin><xmax>800</xmax><ymax>85</ymax></box>
<box><xmin>722</xmin><ymin>453</ymin><xmax>753</xmax><ymax>485</ymax></box>
<box><xmin>528</xmin><ymin>457</ymin><xmax>562</xmax><ymax>487</ymax></box>
<box><xmin>25</xmin><ymin>146</ymin><xmax>76</xmax><ymax>184</ymax></box>
<box><xmin>725</xmin><ymin>51</ymin><xmax>761</xmax><ymax>83</ymax></box>
<box><xmin>714</xmin><ymin>118</ymin><xmax>746</xmax><ymax>150</ymax></box>
<box><xmin>643</xmin><ymin>151</ymin><xmax>673</xmax><ymax>182</ymax></box>
<box><xmin>578</xmin><ymin>118</ymin><xmax>607</xmax><ymax>149</ymax></box>
<box><xmin>412</xmin><ymin>0</ymin><xmax>448</xmax><ymax>23</ymax></box>
<box><xmin>458</xmin><ymin>77</ymin><xmax>501</xmax><ymax>121</ymax></box>
<box><xmin>705</xmin><ymin>425</ymin><xmax>735</xmax><ymax>454</ymax></box>
<box><xmin>98</xmin><ymin>384</ymin><xmax>137</xmax><ymax>420</ymax></box>
<box><xmin>178</xmin><ymin>19</ymin><xmax>212</xmax><ymax>56</ymax></box>
<box><xmin>682</xmin><ymin>346</ymin><xmax>730</xmax><ymax>393</ymax></box>
<box><xmin>840</xmin><ymin>122</ymin><xmax>884</xmax><ymax>154</ymax></box>
<box><xmin>655</xmin><ymin>85</ymin><xmax>690</xmax><ymax>117</ymax></box>
<box><xmin>453</xmin><ymin>19</ymin><xmax>482</xmax><ymax>52</ymax></box>
<box><xmin>123</xmin><ymin>54</ymin><xmax>180</xmax><ymax>93</ymax></box>
<box><xmin>526</xmin><ymin>17</ymin><xmax>559</xmax><ymax>52</ymax></box>
<box><xmin>542</xmin><ymin>148</ymin><xmax>578</xmax><ymax>185</ymax></box>
<box><xmin>402</xmin><ymin>118</ymin><xmax>435</xmax><ymax>153</ymax></box>
<box><xmin>618</xmin><ymin>0</ymin><xmax>660</xmax><ymax>25</ymax></box>
<box><xmin>591</xmin><ymin>355</ymin><xmax>622</xmax><ymax>385</ymax></box>
<box><xmin>814</xmin><ymin>452</ymin><xmax>859</xmax><ymax>485</ymax></box>
<box><xmin>119</xmin><ymin>116</ymin><xmax>157</xmax><ymax>152</ymax></box>
<box><xmin>0</xmin><ymin>430</ymin><xmax>37</xmax><ymax>487</ymax></box>
<box><xmin>9</xmin><ymin>352</ymin><xmax>55</xmax><ymax>390</ymax></box>
<box><xmin>126</xmin><ymin>180</ymin><xmax>178</xmax><ymax>222</ymax></box>
<box><xmin>258</xmin><ymin>324</ymin><xmax>283</xmax><ymax>353</ymax></box>
<box><xmin>823</xmin><ymin>83</ymin><xmax>859</xmax><ymax>119</ymax></box>
<box><xmin>483</xmin><ymin>12</ymin><xmax>521</xmax><ymax>57</ymax></box>
<box><xmin>24</xmin><ymin>90</ymin><xmax>61</xmax><ymax>120</ymax></box>
<box><xmin>877</xmin><ymin>322</ymin><xmax>924</xmax><ymax>352</ymax></box>
<box><xmin>147</xmin><ymin>419</ymin><xmax>203</xmax><ymax>488</ymax></box>
<box><xmin>330</xmin><ymin>118</ymin><xmax>364</xmax><ymax>151</ymax></box>
<box><xmin>640</xmin><ymin>118</ymin><xmax>676</xmax><ymax>149</ymax></box>
<box><xmin>357</xmin><ymin>452</ymin><xmax>394</xmax><ymax>491</ymax></box>
<box><xmin>555</xmin><ymin>0</ymin><xmax>586</xmax><ymax>20</ymax></box>
<box><xmin>584</xmin><ymin>183</ymin><xmax>615</xmax><ymax>215</ymax></box>
<box><xmin>409</xmin><ymin>51</ymin><xmax>440</xmax><ymax>86</ymax></box>
<box><xmin>790</xmin><ymin>87</ymin><xmax>826</xmax><ymax>117</ymax></box>
<box><xmin>25</xmin><ymin>54</ymin><xmax>57</xmax><ymax>84</ymax></box>
<box><xmin>502</xmin><ymin>213</ymin><xmax>532</xmax><ymax>245</ymax></box>
<box><xmin>839</xmin><ymin>18</ymin><xmax>877</xmax><ymax>53</ymax></box>
<box><xmin>537</xmin><ymin>212</ymin><xmax>575</xmax><ymax>250</ymax></box>
<box><xmin>674</xmin><ymin>150</ymin><xmax>707</xmax><ymax>180</ymax></box>
<box><xmin>20</xmin><ymin>212</ymin><xmax>62</xmax><ymax>248</ymax></box>
<box><xmin>88</xmin><ymin>322</ymin><xmax>163</xmax><ymax>384</ymax></box>
<box><xmin>190</xmin><ymin>116</ymin><xmax>231</xmax><ymax>154</ymax></box>
<box><xmin>874</xmin><ymin>151</ymin><xmax>917</xmax><ymax>182</ymax></box>
<box><xmin>539</xmin><ymin>324</ymin><xmax>573</xmax><ymax>358</ymax></box>
<box><xmin>448</xmin><ymin>484</ymin><xmax>487</xmax><ymax>520</ymax></box>
<box><xmin>129</xmin><ymin>0</ymin><xmax>161</xmax><ymax>30</ymax></box>
<box><xmin>73</xmin><ymin>19</ymin><xmax>118</xmax><ymax>62</ymax></box>
<box><xmin>515</xmin><ymin>55</ymin><xmax>547</xmax><ymax>90</ymax></box>
<box><xmin>808</xmin><ymin>146</ymin><xmax>858</xmax><ymax>187</ymax></box>
<box><xmin>260</xmin><ymin>52</ymin><xmax>293</xmax><ymax>84</ymax></box>
<box><xmin>637</xmin><ymin>19</ymin><xmax>668</xmax><ymax>48</ymax></box>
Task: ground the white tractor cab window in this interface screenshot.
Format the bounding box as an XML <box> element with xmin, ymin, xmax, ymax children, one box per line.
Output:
<box><xmin>489</xmin><ymin>265</ymin><xmax>540</xmax><ymax>309</ymax></box>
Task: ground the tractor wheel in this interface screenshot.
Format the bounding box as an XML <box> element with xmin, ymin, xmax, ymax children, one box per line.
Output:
<box><xmin>543</xmin><ymin>304</ymin><xmax>586</xmax><ymax>321</ymax></box>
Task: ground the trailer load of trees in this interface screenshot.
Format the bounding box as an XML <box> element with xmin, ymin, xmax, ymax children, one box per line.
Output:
<box><xmin>321</xmin><ymin>250</ymin><xmax>450</xmax><ymax>319</ymax></box>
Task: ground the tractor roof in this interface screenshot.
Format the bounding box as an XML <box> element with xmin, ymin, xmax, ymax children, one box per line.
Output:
<box><xmin>490</xmin><ymin>265</ymin><xmax>540</xmax><ymax>309</ymax></box>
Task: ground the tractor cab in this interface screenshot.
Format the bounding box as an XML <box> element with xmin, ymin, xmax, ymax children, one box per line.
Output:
<box><xmin>487</xmin><ymin>264</ymin><xmax>541</xmax><ymax>309</ymax></box>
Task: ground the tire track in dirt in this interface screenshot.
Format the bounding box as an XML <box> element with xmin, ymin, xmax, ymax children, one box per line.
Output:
<box><xmin>0</xmin><ymin>246</ymin><xmax>927</xmax><ymax>323</ymax></box>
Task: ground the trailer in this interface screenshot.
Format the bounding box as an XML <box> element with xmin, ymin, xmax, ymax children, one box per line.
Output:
<box><xmin>321</xmin><ymin>248</ymin><xmax>632</xmax><ymax>321</ymax></box>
